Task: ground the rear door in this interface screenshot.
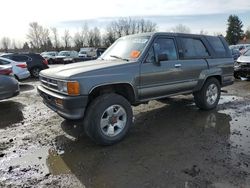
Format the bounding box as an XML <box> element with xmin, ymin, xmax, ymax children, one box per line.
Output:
<box><xmin>176</xmin><ymin>37</ymin><xmax>210</xmax><ymax>85</ymax></box>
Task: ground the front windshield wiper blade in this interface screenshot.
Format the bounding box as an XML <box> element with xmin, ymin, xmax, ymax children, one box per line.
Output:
<box><xmin>110</xmin><ymin>55</ymin><xmax>129</xmax><ymax>62</ymax></box>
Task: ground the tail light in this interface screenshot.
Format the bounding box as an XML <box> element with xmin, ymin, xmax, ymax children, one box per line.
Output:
<box><xmin>0</xmin><ymin>68</ymin><xmax>12</xmax><ymax>75</ymax></box>
<box><xmin>43</xmin><ymin>59</ymin><xmax>48</xmax><ymax>65</ymax></box>
<box><xmin>16</xmin><ymin>64</ymin><xmax>27</xmax><ymax>68</ymax></box>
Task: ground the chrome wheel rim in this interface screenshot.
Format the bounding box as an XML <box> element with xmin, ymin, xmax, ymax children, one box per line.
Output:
<box><xmin>206</xmin><ymin>84</ymin><xmax>218</xmax><ymax>105</ymax></box>
<box><xmin>100</xmin><ymin>105</ymin><xmax>127</xmax><ymax>137</ymax></box>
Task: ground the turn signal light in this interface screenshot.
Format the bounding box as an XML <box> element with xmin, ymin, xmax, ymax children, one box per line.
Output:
<box><xmin>67</xmin><ymin>82</ymin><xmax>80</xmax><ymax>95</ymax></box>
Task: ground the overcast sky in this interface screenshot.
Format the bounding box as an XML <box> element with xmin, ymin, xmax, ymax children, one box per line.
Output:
<box><xmin>1</xmin><ymin>0</ymin><xmax>250</xmax><ymax>42</ymax></box>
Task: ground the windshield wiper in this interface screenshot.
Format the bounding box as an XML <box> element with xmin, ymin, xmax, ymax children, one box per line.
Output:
<box><xmin>110</xmin><ymin>55</ymin><xmax>129</xmax><ymax>62</ymax></box>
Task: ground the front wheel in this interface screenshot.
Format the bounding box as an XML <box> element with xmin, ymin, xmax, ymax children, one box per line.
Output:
<box><xmin>193</xmin><ymin>78</ymin><xmax>221</xmax><ymax>110</ymax></box>
<box><xmin>84</xmin><ymin>93</ymin><xmax>133</xmax><ymax>145</ymax></box>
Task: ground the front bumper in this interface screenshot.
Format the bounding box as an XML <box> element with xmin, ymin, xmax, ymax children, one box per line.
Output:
<box><xmin>234</xmin><ymin>65</ymin><xmax>250</xmax><ymax>76</ymax></box>
<box><xmin>37</xmin><ymin>85</ymin><xmax>88</xmax><ymax>120</ymax></box>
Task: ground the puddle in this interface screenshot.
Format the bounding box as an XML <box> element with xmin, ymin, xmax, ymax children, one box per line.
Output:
<box><xmin>0</xmin><ymin>101</ymin><xmax>24</xmax><ymax>129</ymax></box>
<box><xmin>0</xmin><ymin>146</ymin><xmax>71</xmax><ymax>183</ymax></box>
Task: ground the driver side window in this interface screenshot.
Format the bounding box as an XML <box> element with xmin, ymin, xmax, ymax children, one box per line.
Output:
<box><xmin>145</xmin><ymin>38</ymin><xmax>178</xmax><ymax>63</ymax></box>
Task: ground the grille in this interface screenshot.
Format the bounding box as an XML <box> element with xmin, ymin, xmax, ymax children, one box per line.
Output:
<box><xmin>40</xmin><ymin>76</ymin><xmax>58</xmax><ymax>90</ymax></box>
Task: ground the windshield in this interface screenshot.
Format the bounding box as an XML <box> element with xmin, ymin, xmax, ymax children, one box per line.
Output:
<box><xmin>243</xmin><ymin>48</ymin><xmax>250</xmax><ymax>56</ymax></box>
<box><xmin>101</xmin><ymin>36</ymin><xmax>150</xmax><ymax>61</ymax></box>
<box><xmin>58</xmin><ymin>51</ymin><xmax>70</xmax><ymax>56</ymax></box>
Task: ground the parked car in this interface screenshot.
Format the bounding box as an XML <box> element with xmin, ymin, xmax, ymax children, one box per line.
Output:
<box><xmin>0</xmin><ymin>65</ymin><xmax>19</xmax><ymax>100</ymax></box>
<box><xmin>0</xmin><ymin>57</ymin><xmax>30</xmax><ymax>80</ymax></box>
<box><xmin>54</xmin><ymin>51</ymin><xmax>79</xmax><ymax>64</ymax></box>
<box><xmin>38</xmin><ymin>32</ymin><xmax>234</xmax><ymax>145</ymax></box>
<box><xmin>78</xmin><ymin>51</ymin><xmax>88</xmax><ymax>58</ymax></box>
<box><xmin>230</xmin><ymin>48</ymin><xmax>241</xmax><ymax>61</ymax></box>
<box><xmin>234</xmin><ymin>48</ymin><xmax>250</xmax><ymax>79</ymax></box>
<box><xmin>230</xmin><ymin>44</ymin><xmax>250</xmax><ymax>54</ymax></box>
<box><xmin>1</xmin><ymin>53</ymin><xmax>49</xmax><ymax>78</ymax></box>
<box><xmin>41</xmin><ymin>51</ymin><xmax>58</xmax><ymax>64</ymax></box>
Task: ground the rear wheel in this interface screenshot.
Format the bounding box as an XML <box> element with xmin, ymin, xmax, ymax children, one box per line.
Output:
<box><xmin>193</xmin><ymin>78</ymin><xmax>221</xmax><ymax>110</ymax></box>
<box><xmin>31</xmin><ymin>67</ymin><xmax>41</xmax><ymax>78</ymax></box>
<box><xmin>84</xmin><ymin>93</ymin><xmax>133</xmax><ymax>145</ymax></box>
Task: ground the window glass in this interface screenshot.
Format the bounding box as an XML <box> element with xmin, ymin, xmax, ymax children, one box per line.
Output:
<box><xmin>145</xmin><ymin>47</ymin><xmax>155</xmax><ymax>63</ymax></box>
<box><xmin>207</xmin><ymin>36</ymin><xmax>226</xmax><ymax>56</ymax></box>
<box><xmin>12</xmin><ymin>55</ymin><xmax>29</xmax><ymax>62</ymax></box>
<box><xmin>0</xmin><ymin>59</ymin><xmax>10</xmax><ymax>65</ymax></box>
<box><xmin>181</xmin><ymin>38</ymin><xmax>209</xmax><ymax>58</ymax></box>
<box><xmin>153</xmin><ymin>38</ymin><xmax>177</xmax><ymax>60</ymax></box>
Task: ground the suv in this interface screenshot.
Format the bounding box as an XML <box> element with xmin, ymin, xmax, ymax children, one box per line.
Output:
<box><xmin>38</xmin><ymin>32</ymin><xmax>234</xmax><ymax>145</ymax></box>
<box><xmin>2</xmin><ymin>53</ymin><xmax>48</xmax><ymax>78</ymax></box>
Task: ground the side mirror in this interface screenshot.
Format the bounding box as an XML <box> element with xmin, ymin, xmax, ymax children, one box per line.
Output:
<box><xmin>155</xmin><ymin>54</ymin><xmax>168</xmax><ymax>66</ymax></box>
<box><xmin>158</xmin><ymin>54</ymin><xmax>168</xmax><ymax>61</ymax></box>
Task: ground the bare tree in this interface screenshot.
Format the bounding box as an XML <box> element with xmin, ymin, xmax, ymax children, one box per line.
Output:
<box><xmin>51</xmin><ymin>27</ymin><xmax>60</xmax><ymax>50</ymax></box>
<box><xmin>87</xmin><ymin>27</ymin><xmax>101</xmax><ymax>47</ymax></box>
<box><xmin>27</xmin><ymin>22</ymin><xmax>43</xmax><ymax>49</ymax></box>
<box><xmin>1</xmin><ymin>37</ymin><xmax>11</xmax><ymax>52</ymax></box>
<box><xmin>171</xmin><ymin>24</ymin><xmax>191</xmax><ymax>33</ymax></box>
<box><xmin>103</xmin><ymin>17</ymin><xmax>157</xmax><ymax>47</ymax></box>
<box><xmin>62</xmin><ymin>30</ymin><xmax>71</xmax><ymax>49</ymax></box>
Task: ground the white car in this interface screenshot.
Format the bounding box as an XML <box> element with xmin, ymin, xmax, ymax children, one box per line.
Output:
<box><xmin>0</xmin><ymin>57</ymin><xmax>30</xmax><ymax>80</ymax></box>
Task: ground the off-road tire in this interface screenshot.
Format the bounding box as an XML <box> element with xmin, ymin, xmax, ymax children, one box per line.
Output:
<box><xmin>193</xmin><ymin>78</ymin><xmax>221</xmax><ymax>110</ymax></box>
<box><xmin>84</xmin><ymin>93</ymin><xmax>133</xmax><ymax>145</ymax></box>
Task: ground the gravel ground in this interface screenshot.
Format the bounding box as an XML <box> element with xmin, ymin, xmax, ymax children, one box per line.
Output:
<box><xmin>0</xmin><ymin>78</ymin><xmax>250</xmax><ymax>188</ymax></box>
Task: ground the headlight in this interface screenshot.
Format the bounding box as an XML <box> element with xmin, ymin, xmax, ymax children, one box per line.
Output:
<box><xmin>57</xmin><ymin>81</ymin><xmax>68</xmax><ymax>93</ymax></box>
<box><xmin>57</xmin><ymin>81</ymin><xmax>80</xmax><ymax>95</ymax></box>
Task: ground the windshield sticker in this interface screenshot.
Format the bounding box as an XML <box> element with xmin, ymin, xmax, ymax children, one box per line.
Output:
<box><xmin>130</xmin><ymin>50</ymin><xmax>141</xmax><ymax>58</ymax></box>
<box><xmin>132</xmin><ymin>38</ymin><xmax>148</xmax><ymax>44</ymax></box>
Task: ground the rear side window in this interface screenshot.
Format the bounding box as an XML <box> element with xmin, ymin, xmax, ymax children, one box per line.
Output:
<box><xmin>12</xmin><ymin>55</ymin><xmax>29</xmax><ymax>62</ymax></box>
<box><xmin>180</xmin><ymin>38</ymin><xmax>209</xmax><ymax>58</ymax></box>
<box><xmin>0</xmin><ymin>59</ymin><xmax>10</xmax><ymax>65</ymax></box>
<box><xmin>207</xmin><ymin>36</ymin><xmax>227</xmax><ymax>57</ymax></box>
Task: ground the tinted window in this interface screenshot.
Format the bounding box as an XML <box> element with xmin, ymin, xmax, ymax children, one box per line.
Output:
<box><xmin>180</xmin><ymin>38</ymin><xmax>209</xmax><ymax>58</ymax></box>
<box><xmin>12</xmin><ymin>55</ymin><xmax>29</xmax><ymax>62</ymax></box>
<box><xmin>153</xmin><ymin>38</ymin><xmax>177</xmax><ymax>60</ymax></box>
<box><xmin>0</xmin><ymin>59</ymin><xmax>10</xmax><ymax>65</ymax></box>
<box><xmin>207</xmin><ymin>36</ymin><xmax>226</xmax><ymax>57</ymax></box>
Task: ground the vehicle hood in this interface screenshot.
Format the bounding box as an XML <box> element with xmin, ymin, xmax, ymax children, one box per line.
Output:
<box><xmin>40</xmin><ymin>59</ymin><xmax>133</xmax><ymax>79</ymax></box>
<box><xmin>237</xmin><ymin>55</ymin><xmax>250</xmax><ymax>63</ymax></box>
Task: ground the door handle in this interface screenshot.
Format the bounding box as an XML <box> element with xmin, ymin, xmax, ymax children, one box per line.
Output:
<box><xmin>174</xmin><ymin>64</ymin><xmax>182</xmax><ymax>68</ymax></box>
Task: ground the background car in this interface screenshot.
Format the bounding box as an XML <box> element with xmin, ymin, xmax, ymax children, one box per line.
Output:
<box><xmin>0</xmin><ymin>57</ymin><xmax>30</xmax><ymax>80</ymax></box>
<box><xmin>55</xmin><ymin>51</ymin><xmax>79</xmax><ymax>64</ymax></box>
<box><xmin>0</xmin><ymin>65</ymin><xmax>19</xmax><ymax>100</ymax></box>
<box><xmin>1</xmin><ymin>53</ymin><xmax>49</xmax><ymax>78</ymax></box>
<box><xmin>234</xmin><ymin>48</ymin><xmax>250</xmax><ymax>79</ymax></box>
<box><xmin>231</xmin><ymin>48</ymin><xmax>241</xmax><ymax>61</ymax></box>
<box><xmin>41</xmin><ymin>51</ymin><xmax>58</xmax><ymax>64</ymax></box>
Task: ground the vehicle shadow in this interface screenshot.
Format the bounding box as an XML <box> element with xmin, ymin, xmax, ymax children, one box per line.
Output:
<box><xmin>51</xmin><ymin>97</ymin><xmax>246</xmax><ymax>188</ymax></box>
<box><xmin>19</xmin><ymin>84</ymin><xmax>35</xmax><ymax>92</ymax></box>
<box><xmin>0</xmin><ymin>101</ymin><xmax>24</xmax><ymax>129</ymax></box>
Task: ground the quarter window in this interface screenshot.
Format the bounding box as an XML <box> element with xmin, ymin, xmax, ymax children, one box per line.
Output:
<box><xmin>207</xmin><ymin>36</ymin><xmax>227</xmax><ymax>57</ymax></box>
<box><xmin>180</xmin><ymin>38</ymin><xmax>209</xmax><ymax>58</ymax></box>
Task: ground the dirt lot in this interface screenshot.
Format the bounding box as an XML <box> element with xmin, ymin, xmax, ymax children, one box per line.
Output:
<box><xmin>0</xmin><ymin>79</ymin><xmax>250</xmax><ymax>188</ymax></box>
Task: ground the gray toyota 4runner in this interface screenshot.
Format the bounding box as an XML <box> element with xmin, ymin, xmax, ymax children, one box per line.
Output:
<box><xmin>38</xmin><ymin>32</ymin><xmax>234</xmax><ymax>145</ymax></box>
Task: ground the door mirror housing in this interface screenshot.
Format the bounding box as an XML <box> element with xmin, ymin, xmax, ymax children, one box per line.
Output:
<box><xmin>155</xmin><ymin>54</ymin><xmax>168</xmax><ymax>66</ymax></box>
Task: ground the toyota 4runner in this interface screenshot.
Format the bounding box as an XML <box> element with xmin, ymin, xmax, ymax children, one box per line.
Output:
<box><xmin>38</xmin><ymin>32</ymin><xmax>234</xmax><ymax>145</ymax></box>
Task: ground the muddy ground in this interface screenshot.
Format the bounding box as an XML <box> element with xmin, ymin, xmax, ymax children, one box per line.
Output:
<box><xmin>0</xmin><ymin>79</ymin><xmax>250</xmax><ymax>188</ymax></box>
